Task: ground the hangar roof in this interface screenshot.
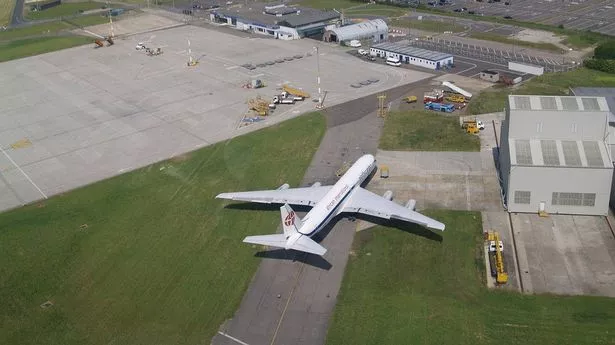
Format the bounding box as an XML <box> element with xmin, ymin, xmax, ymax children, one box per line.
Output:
<box><xmin>326</xmin><ymin>19</ymin><xmax>388</xmax><ymax>42</ymax></box>
<box><xmin>213</xmin><ymin>5</ymin><xmax>339</xmax><ymax>28</ymax></box>
<box><xmin>507</xmin><ymin>95</ymin><xmax>611</xmax><ymax>112</ymax></box>
<box><xmin>509</xmin><ymin>139</ymin><xmax>611</xmax><ymax>168</ymax></box>
<box><xmin>371</xmin><ymin>41</ymin><xmax>452</xmax><ymax>62</ymax></box>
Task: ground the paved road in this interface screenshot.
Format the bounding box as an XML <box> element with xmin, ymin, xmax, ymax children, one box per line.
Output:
<box><xmin>211</xmin><ymin>79</ymin><xmax>434</xmax><ymax>345</ymax></box>
<box><xmin>10</xmin><ymin>0</ymin><xmax>25</xmax><ymax>26</ymax></box>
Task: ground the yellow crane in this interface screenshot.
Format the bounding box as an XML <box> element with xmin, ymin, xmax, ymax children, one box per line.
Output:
<box><xmin>282</xmin><ymin>85</ymin><xmax>310</xmax><ymax>98</ymax></box>
<box><xmin>487</xmin><ymin>231</ymin><xmax>508</xmax><ymax>284</ymax></box>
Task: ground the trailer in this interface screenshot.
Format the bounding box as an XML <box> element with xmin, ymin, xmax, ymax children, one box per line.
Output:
<box><xmin>508</xmin><ymin>61</ymin><xmax>544</xmax><ymax>76</ymax></box>
<box><xmin>442</xmin><ymin>81</ymin><xmax>472</xmax><ymax>99</ymax></box>
<box><xmin>424</xmin><ymin>102</ymin><xmax>455</xmax><ymax>112</ymax></box>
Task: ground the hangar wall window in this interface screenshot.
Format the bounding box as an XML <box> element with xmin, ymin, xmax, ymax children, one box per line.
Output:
<box><xmin>552</xmin><ymin>192</ymin><xmax>596</xmax><ymax>206</ymax></box>
<box><xmin>514</xmin><ymin>191</ymin><xmax>531</xmax><ymax>204</ymax></box>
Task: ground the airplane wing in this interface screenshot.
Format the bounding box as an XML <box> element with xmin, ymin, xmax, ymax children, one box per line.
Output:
<box><xmin>216</xmin><ymin>186</ymin><xmax>332</xmax><ymax>206</ymax></box>
<box><xmin>341</xmin><ymin>188</ymin><xmax>445</xmax><ymax>231</ymax></box>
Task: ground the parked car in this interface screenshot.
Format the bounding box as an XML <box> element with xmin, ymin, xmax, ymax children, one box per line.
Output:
<box><xmin>503</xmin><ymin>15</ymin><xmax>513</xmax><ymax>19</ymax></box>
<box><xmin>349</xmin><ymin>40</ymin><xmax>361</xmax><ymax>48</ymax></box>
<box><xmin>358</xmin><ymin>49</ymin><xmax>369</xmax><ymax>56</ymax></box>
<box><xmin>386</xmin><ymin>56</ymin><xmax>401</xmax><ymax>66</ymax></box>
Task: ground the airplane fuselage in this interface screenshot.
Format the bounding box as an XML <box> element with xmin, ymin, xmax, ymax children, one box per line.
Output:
<box><xmin>298</xmin><ymin>154</ymin><xmax>377</xmax><ymax>237</ymax></box>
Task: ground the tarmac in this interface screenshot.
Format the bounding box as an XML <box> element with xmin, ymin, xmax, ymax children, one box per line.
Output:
<box><xmin>0</xmin><ymin>23</ymin><xmax>433</xmax><ymax>213</ymax></box>
<box><xmin>211</xmin><ymin>78</ymin><xmax>439</xmax><ymax>345</ymax></box>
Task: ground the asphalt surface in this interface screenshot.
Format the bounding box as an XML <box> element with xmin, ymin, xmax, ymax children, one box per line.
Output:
<box><xmin>442</xmin><ymin>0</ymin><xmax>615</xmax><ymax>36</ymax></box>
<box><xmin>10</xmin><ymin>0</ymin><xmax>25</xmax><ymax>26</ymax></box>
<box><xmin>211</xmin><ymin>78</ymin><xmax>435</xmax><ymax>345</ymax></box>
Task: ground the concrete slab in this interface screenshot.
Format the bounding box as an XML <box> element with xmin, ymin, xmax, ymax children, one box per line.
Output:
<box><xmin>481</xmin><ymin>211</ymin><xmax>521</xmax><ymax>292</ymax></box>
<box><xmin>0</xmin><ymin>24</ymin><xmax>434</xmax><ymax>213</ymax></box>
<box><xmin>511</xmin><ymin>213</ymin><xmax>615</xmax><ymax>297</ymax></box>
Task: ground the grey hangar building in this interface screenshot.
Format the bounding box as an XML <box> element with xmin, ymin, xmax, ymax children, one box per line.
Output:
<box><xmin>499</xmin><ymin>95</ymin><xmax>613</xmax><ymax>216</ymax></box>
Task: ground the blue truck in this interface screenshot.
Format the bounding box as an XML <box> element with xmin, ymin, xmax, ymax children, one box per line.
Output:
<box><xmin>424</xmin><ymin>102</ymin><xmax>455</xmax><ymax>113</ymax></box>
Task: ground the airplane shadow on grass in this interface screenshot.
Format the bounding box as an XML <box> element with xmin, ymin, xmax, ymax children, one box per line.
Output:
<box><xmin>223</xmin><ymin>202</ymin><xmax>442</xmax><ymax>269</ymax></box>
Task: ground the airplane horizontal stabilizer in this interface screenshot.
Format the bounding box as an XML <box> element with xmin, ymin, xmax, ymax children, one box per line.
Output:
<box><xmin>243</xmin><ymin>234</ymin><xmax>287</xmax><ymax>249</ymax></box>
<box><xmin>288</xmin><ymin>235</ymin><xmax>327</xmax><ymax>256</ymax></box>
<box><xmin>243</xmin><ymin>234</ymin><xmax>327</xmax><ymax>256</ymax></box>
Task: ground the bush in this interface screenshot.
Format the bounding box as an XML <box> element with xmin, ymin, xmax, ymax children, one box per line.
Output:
<box><xmin>594</xmin><ymin>41</ymin><xmax>615</xmax><ymax>59</ymax></box>
<box><xmin>584</xmin><ymin>58</ymin><xmax>615</xmax><ymax>74</ymax></box>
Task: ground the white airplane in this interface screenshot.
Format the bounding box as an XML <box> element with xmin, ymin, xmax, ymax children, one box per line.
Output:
<box><xmin>215</xmin><ymin>154</ymin><xmax>445</xmax><ymax>256</ymax></box>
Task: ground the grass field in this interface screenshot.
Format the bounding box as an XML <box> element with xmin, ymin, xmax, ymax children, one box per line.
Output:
<box><xmin>469</xmin><ymin>32</ymin><xmax>563</xmax><ymax>53</ymax></box>
<box><xmin>467</xmin><ymin>68</ymin><xmax>615</xmax><ymax>115</ymax></box>
<box><xmin>0</xmin><ymin>0</ymin><xmax>14</xmax><ymax>26</ymax></box>
<box><xmin>389</xmin><ymin>18</ymin><xmax>466</xmax><ymax>33</ymax></box>
<box><xmin>327</xmin><ymin>210</ymin><xmax>615</xmax><ymax>345</ymax></box>
<box><xmin>0</xmin><ymin>113</ymin><xmax>326</xmax><ymax>345</ymax></box>
<box><xmin>380</xmin><ymin>110</ymin><xmax>480</xmax><ymax>152</ymax></box>
<box><xmin>0</xmin><ymin>15</ymin><xmax>110</xmax><ymax>61</ymax></box>
<box><xmin>0</xmin><ymin>35</ymin><xmax>93</xmax><ymax>62</ymax></box>
<box><xmin>25</xmin><ymin>2</ymin><xmax>105</xmax><ymax>20</ymax></box>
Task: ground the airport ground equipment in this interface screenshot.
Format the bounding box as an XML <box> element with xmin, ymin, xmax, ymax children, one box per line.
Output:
<box><xmin>146</xmin><ymin>47</ymin><xmax>163</xmax><ymax>56</ymax></box>
<box><xmin>442</xmin><ymin>81</ymin><xmax>472</xmax><ymax>98</ymax></box>
<box><xmin>380</xmin><ymin>165</ymin><xmax>389</xmax><ymax>178</ymax></box>
<box><xmin>423</xmin><ymin>89</ymin><xmax>444</xmax><ymax>103</ymax></box>
<box><xmin>461</xmin><ymin>119</ymin><xmax>485</xmax><ymax>131</ymax></box>
<box><xmin>445</xmin><ymin>95</ymin><xmax>466</xmax><ymax>103</ymax></box>
<box><xmin>487</xmin><ymin>231</ymin><xmax>508</xmax><ymax>284</ymax></box>
<box><xmin>94</xmin><ymin>37</ymin><xmax>114</xmax><ymax>48</ymax></box>
<box><xmin>404</xmin><ymin>95</ymin><xmax>417</xmax><ymax>103</ymax></box>
<box><xmin>424</xmin><ymin>102</ymin><xmax>455</xmax><ymax>112</ymax></box>
<box><xmin>282</xmin><ymin>85</ymin><xmax>310</xmax><ymax>98</ymax></box>
<box><xmin>248</xmin><ymin>97</ymin><xmax>270</xmax><ymax>116</ymax></box>
<box><xmin>243</xmin><ymin>79</ymin><xmax>265</xmax><ymax>89</ymax></box>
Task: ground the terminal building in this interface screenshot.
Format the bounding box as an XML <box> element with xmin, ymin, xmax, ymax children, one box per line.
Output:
<box><xmin>369</xmin><ymin>41</ymin><xmax>453</xmax><ymax>70</ymax></box>
<box><xmin>322</xmin><ymin>19</ymin><xmax>388</xmax><ymax>44</ymax></box>
<box><xmin>499</xmin><ymin>95</ymin><xmax>613</xmax><ymax>216</ymax></box>
<box><xmin>210</xmin><ymin>3</ymin><xmax>340</xmax><ymax>40</ymax></box>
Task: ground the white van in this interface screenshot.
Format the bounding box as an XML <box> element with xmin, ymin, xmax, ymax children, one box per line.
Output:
<box><xmin>349</xmin><ymin>40</ymin><xmax>361</xmax><ymax>47</ymax></box>
<box><xmin>386</xmin><ymin>56</ymin><xmax>401</xmax><ymax>66</ymax></box>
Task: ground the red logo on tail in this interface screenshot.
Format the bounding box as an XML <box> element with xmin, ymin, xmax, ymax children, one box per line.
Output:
<box><xmin>284</xmin><ymin>211</ymin><xmax>295</xmax><ymax>227</ymax></box>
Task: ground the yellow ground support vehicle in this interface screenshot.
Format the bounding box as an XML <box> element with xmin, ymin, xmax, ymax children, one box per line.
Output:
<box><xmin>445</xmin><ymin>95</ymin><xmax>466</xmax><ymax>103</ymax></box>
<box><xmin>487</xmin><ymin>231</ymin><xmax>508</xmax><ymax>284</ymax></box>
<box><xmin>404</xmin><ymin>95</ymin><xmax>417</xmax><ymax>103</ymax></box>
<box><xmin>282</xmin><ymin>85</ymin><xmax>310</xmax><ymax>98</ymax></box>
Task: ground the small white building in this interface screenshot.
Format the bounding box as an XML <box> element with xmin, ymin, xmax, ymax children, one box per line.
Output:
<box><xmin>322</xmin><ymin>19</ymin><xmax>388</xmax><ymax>44</ymax></box>
<box><xmin>369</xmin><ymin>41</ymin><xmax>453</xmax><ymax>70</ymax></box>
<box><xmin>499</xmin><ymin>95</ymin><xmax>613</xmax><ymax>215</ymax></box>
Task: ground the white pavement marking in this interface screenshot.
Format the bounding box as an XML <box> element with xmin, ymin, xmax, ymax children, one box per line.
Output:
<box><xmin>456</xmin><ymin>62</ymin><xmax>478</xmax><ymax>75</ymax></box>
<box><xmin>217</xmin><ymin>332</ymin><xmax>250</xmax><ymax>345</ymax></box>
<box><xmin>0</xmin><ymin>146</ymin><xmax>48</xmax><ymax>199</ymax></box>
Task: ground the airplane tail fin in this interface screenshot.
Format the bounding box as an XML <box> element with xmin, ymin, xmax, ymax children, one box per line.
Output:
<box><xmin>280</xmin><ymin>203</ymin><xmax>302</xmax><ymax>238</ymax></box>
<box><xmin>242</xmin><ymin>204</ymin><xmax>326</xmax><ymax>256</ymax></box>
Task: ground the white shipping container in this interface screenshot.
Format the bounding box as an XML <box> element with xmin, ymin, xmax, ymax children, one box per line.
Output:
<box><xmin>508</xmin><ymin>62</ymin><xmax>544</xmax><ymax>76</ymax></box>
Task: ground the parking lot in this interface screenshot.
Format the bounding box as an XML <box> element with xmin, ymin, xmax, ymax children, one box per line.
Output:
<box><xmin>0</xmin><ymin>23</ymin><xmax>433</xmax><ymax>213</ymax></box>
<box><xmin>408</xmin><ymin>38</ymin><xmax>578</xmax><ymax>72</ymax></box>
<box><xmin>442</xmin><ymin>0</ymin><xmax>615</xmax><ymax>36</ymax></box>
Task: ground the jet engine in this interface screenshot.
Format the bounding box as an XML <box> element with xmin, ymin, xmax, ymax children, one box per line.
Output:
<box><xmin>405</xmin><ymin>199</ymin><xmax>416</xmax><ymax>211</ymax></box>
<box><xmin>311</xmin><ymin>182</ymin><xmax>322</xmax><ymax>188</ymax></box>
<box><xmin>277</xmin><ymin>183</ymin><xmax>290</xmax><ymax>190</ymax></box>
<box><xmin>382</xmin><ymin>190</ymin><xmax>393</xmax><ymax>201</ymax></box>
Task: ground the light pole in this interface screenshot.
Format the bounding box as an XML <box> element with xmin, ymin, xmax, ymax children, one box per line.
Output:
<box><xmin>314</xmin><ymin>46</ymin><xmax>322</xmax><ymax>104</ymax></box>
